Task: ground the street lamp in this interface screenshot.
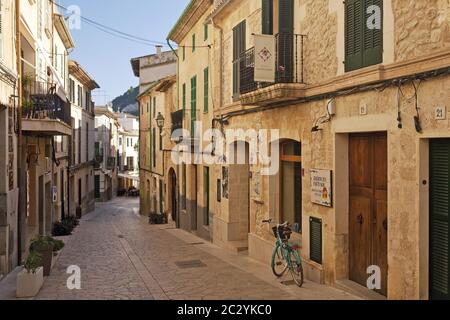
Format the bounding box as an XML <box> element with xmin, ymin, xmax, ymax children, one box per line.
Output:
<box><xmin>156</xmin><ymin>112</ymin><xmax>165</xmax><ymax>130</ymax></box>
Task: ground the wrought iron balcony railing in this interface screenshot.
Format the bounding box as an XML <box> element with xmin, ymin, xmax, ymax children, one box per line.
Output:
<box><xmin>22</xmin><ymin>80</ymin><xmax>71</xmax><ymax>126</ymax></box>
<box><xmin>234</xmin><ymin>33</ymin><xmax>306</xmax><ymax>95</ymax></box>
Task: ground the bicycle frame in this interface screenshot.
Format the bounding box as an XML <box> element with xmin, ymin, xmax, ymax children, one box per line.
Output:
<box><xmin>271</xmin><ymin>227</ymin><xmax>301</xmax><ymax>272</ymax></box>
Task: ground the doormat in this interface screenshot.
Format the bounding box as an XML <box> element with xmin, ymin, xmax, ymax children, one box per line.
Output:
<box><xmin>175</xmin><ymin>260</ymin><xmax>207</xmax><ymax>269</ymax></box>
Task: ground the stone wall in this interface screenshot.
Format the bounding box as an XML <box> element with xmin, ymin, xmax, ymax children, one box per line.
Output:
<box><xmin>394</xmin><ymin>0</ymin><xmax>450</xmax><ymax>62</ymax></box>
<box><xmin>299</xmin><ymin>0</ymin><xmax>338</xmax><ymax>84</ymax></box>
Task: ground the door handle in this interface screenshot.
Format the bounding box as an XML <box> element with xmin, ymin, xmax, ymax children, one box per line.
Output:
<box><xmin>357</xmin><ymin>214</ymin><xmax>364</xmax><ymax>225</ymax></box>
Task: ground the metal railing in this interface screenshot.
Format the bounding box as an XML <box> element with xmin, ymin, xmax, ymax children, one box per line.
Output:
<box><xmin>234</xmin><ymin>33</ymin><xmax>306</xmax><ymax>95</ymax></box>
<box><xmin>22</xmin><ymin>80</ymin><xmax>71</xmax><ymax>126</ymax></box>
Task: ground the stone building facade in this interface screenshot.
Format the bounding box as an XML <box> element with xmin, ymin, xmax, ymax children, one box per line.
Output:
<box><xmin>0</xmin><ymin>0</ymin><xmax>19</xmax><ymax>279</ymax></box>
<box><xmin>94</xmin><ymin>106</ymin><xmax>119</xmax><ymax>202</ymax></box>
<box><xmin>132</xmin><ymin>49</ymin><xmax>177</xmax><ymax>217</ymax></box>
<box><xmin>68</xmin><ymin>60</ymin><xmax>99</xmax><ymax>217</ymax></box>
<box><xmin>162</xmin><ymin>0</ymin><xmax>450</xmax><ymax>300</ymax></box>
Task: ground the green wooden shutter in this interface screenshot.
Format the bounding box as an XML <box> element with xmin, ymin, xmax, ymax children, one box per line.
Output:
<box><xmin>278</xmin><ymin>0</ymin><xmax>294</xmax><ymax>82</ymax></box>
<box><xmin>310</xmin><ymin>217</ymin><xmax>323</xmax><ymax>264</ymax></box>
<box><xmin>182</xmin><ymin>83</ymin><xmax>186</xmax><ymax>112</ymax></box>
<box><xmin>204</xmin><ymin>167</ymin><xmax>210</xmax><ymax>226</ymax></box>
<box><xmin>204</xmin><ymin>24</ymin><xmax>208</xmax><ymax>41</ymax></box>
<box><xmin>430</xmin><ymin>140</ymin><xmax>450</xmax><ymax>300</ymax></box>
<box><xmin>204</xmin><ymin>67</ymin><xmax>209</xmax><ymax>113</ymax></box>
<box><xmin>345</xmin><ymin>0</ymin><xmax>364</xmax><ymax>72</ymax></box>
<box><xmin>261</xmin><ymin>0</ymin><xmax>273</xmax><ymax>35</ymax></box>
<box><xmin>190</xmin><ymin>76</ymin><xmax>197</xmax><ymax>137</ymax></box>
<box><xmin>192</xmin><ymin>33</ymin><xmax>196</xmax><ymax>52</ymax></box>
<box><xmin>363</xmin><ymin>0</ymin><xmax>383</xmax><ymax>67</ymax></box>
<box><xmin>232</xmin><ymin>21</ymin><xmax>246</xmax><ymax>97</ymax></box>
<box><xmin>183</xmin><ymin>46</ymin><xmax>186</xmax><ymax>61</ymax></box>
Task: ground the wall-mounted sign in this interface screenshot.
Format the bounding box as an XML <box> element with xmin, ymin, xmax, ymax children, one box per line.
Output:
<box><xmin>52</xmin><ymin>186</ymin><xmax>58</xmax><ymax>203</ymax></box>
<box><xmin>254</xmin><ymin>34</ymin><xmax>276</xmax><ymax>83</ymax></box>
<box><xmin>310</xmin><ymin>169</ymin><xmax>332</xmax><ymax>207</ymax></box>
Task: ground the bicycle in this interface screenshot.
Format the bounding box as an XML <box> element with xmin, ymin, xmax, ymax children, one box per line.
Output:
<box><xmin>262</xmin><ymin>219</ymin><xmax>304</xmax><ymax>287</ymax></box>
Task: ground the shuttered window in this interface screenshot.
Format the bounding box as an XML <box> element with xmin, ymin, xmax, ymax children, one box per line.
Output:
<box><xmin>310</xmin><ymin>217</ymin><xmax>323</xmax><ymax>265</ymax></box>
<box><xmin>192</xmin><ymin>34</ymin><xmax>196</xmax><ymax>52</ymax></box>
<box><xmin>232</xmin><ymin>20</ymin><xmax>246</xmax><ymax>98</ymax></box>
<box><xmin>430</xmin><ymin>139</ymin><xmax>450</xmax><ymax>300</ymax></box>
<box><xmin>204</xmin><ymin>24</ymin><xmax>208</xmax><ymax>41</ymax></box>
<box><xmin>204</xmin><ymin>167</ymin><xmax>210</xmax><ymax>226</ymax></box>
<box><xmin>261</xmin><ymin>0</ymin><xmax>273</xmax><ymax>35</ymax></box>
<box><xmin>203</xmin><ymin>67</ymin><xmax>209</xmax><ymax>113</ymax></box>
<box><xmin>190</xmin><ymin>75</ymin><xmax>197</xmax><ymax>137</ymax></box>
<box><xmin>182</xmin><ymin>83</ymin><xmax>186</xmax><ymax>112</ymax></box>
<box><xmin>182</xmin><ymin>46</ymin><xmax>186</xmax><ymax>61</ymax></box>
<box><xmin>345</xmin><ymin>0</ymin><xmax>383</xmax><ymax>72</ymax></box>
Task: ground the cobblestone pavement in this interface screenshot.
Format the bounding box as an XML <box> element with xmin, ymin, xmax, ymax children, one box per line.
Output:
<box><xmin>36</xmin><ymin>198</ymin><xmax>357</xmax><ymax>300</ymax></box>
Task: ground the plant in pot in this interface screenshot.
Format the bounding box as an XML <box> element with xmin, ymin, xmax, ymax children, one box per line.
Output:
<box><xmin>16</xmin><ymin>251</ymin><xmax>44</xmax><ymax>298</ymax></box>
<box><xmin>29</xmin><ymin>236</ymin><xmax>58</xmax><ymax>276</ymax></box>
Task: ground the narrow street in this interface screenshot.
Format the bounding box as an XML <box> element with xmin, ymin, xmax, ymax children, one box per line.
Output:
<box><xmin>35</xmin><ymin>198</ymin><xmax>356</xmax><ymax>300</ymax></box>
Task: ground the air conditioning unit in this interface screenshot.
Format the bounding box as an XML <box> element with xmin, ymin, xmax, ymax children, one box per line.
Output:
<box><xmin>45</xmin><ymin>157</ymin><xmax>52</xmax><ymax>173</ymax></box>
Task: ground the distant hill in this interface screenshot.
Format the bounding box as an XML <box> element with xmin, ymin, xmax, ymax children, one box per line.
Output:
<box><xmin>112</xmin><ymin>86</ymin><xmax>139</xmax><ymax>116</ymax></box>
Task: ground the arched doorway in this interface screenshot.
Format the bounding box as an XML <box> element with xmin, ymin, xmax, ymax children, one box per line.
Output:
<box><xmin>168</xmin><ymin>168</ymin><xmax>178</xmax><ymax>222</ymax></box>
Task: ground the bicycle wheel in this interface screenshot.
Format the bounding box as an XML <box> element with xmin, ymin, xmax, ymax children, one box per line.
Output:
<box><xmin>272</xmin><ymin>245</ymin><xmax>288</xmax><ymax>277</ymax></box>
<box><xmin>288</xmin><ymin>250</ymin><xmax>304</xmax><ymax>287</ymax></box>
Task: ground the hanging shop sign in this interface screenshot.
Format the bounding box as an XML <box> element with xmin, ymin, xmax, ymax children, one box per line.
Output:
<box><xmin>310</xmin><ymin>169</ymin><xmax>333</xmax><ymax>207</ymax></box>
<box><xmin>254</xmin><ymin>34</ymin><xmax>276</xmax><ymax>83</ymax></box>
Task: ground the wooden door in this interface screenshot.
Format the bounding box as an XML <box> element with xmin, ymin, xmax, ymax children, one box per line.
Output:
<box><xmin>349</xmin><ymin>132</ymin><xmax>388</xmax><ymax>296</ymax></box>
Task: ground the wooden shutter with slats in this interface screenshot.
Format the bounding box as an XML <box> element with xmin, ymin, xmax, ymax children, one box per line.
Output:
<box><xmin>261</xmin><ymin>0</ymin><xmax>273</xmax><ymax>35</ymax></box>
<box><xmin>345</xmin><ymin>0</ymin><xmax>383</xmax><ymax>72</ymax></box>
<box><xmin>430</xmin><ymin>139</ymin><xmax>450</xmax><ymax>300</ymax></box>
<box><xmin>310</xmin><ymin>217</ymin><xmax>323</xmax><ymax>264</ymax></box>
<box><xmin>232</xmin><ymin>20</ymin><xmax>246</xmax><ymax>97</ymax></box>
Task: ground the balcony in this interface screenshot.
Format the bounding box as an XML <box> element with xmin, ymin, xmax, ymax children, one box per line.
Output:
<box><xmin>234</xmin><ymin>33</ymin><xmax>306</xmax><ymax>106</ymax></box>
<box><xmin>94</xmin><ymin>154</ymin><xmax>104</xmax><ymax>169</ymax></box>
<box><xmin>21</xmin><ymin>81</ymin><xmax>72</xmax><ymax>136</ymax></box>
<box><xmin>106</xmin><ymin>157</ymin><xmax>116</xmax><ymax>170</ymax></box>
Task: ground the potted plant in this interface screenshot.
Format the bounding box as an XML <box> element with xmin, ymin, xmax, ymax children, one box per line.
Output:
<box><xmin>16</xmin><ymin>252</ymin><xmax>44</xmax><ymax>298</ymax></box>
<box><xmin>29</xmin><ymin>236</ymin><xmax>64</xmax><ymax>276</ymax></box>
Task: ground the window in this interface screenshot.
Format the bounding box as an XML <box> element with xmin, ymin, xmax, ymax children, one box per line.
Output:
<box><xmin>147</xmin><ymin>102</ymin><xmax>149</xmax><ymax>113</ymax></box>
<box><xmin>182</xmin><ymin>83</ymin><xmax>186</xmax><ymax>111</ymax></box>
<box><xmin>182</xmin><ymin>46</ymin><xmax>185</xmax><ymax>61</ymax></box>
<box><xmin>86</xmin><ymin>122</ymin><xmax>89</xmax><ymax>162</ymax></box>
<box><xmin>261</xmin><ymin>0</ymin><xmax>274</xmax><ymax>35</ymax></box>
<box><xmin>232</xmin><ymin>20</ymin><xmax>246</xmax><ymax>98</ymax></box>
<box><xmin>204</xmin><ymin>67</ymin><xmax>209</xmax><ymax>113</ymax></box>
<box><xmin>192</xmin><ymin>34</ymin><xmax>196</xmax><ymax>52</ymax></box>
<box><xmin>280</xmin><ymin>141</ymin><xmax>302</xmax><ymax>232</ymax></box>
<box><xmin>78</xmin><ymin>120</ymin><xmax>81</xmax><ymax>164</ymax></box>
<box><xmin>190</xmin><ymin>75</ymin><xmax>197</xmax><ymax>137</ymax></box>
<box><xmin>153</xmin><ymin>97</ymin><xmax>156</xmax><ymax>118</ymax></box>
<box><xmin>204</xmin><ymin>24</ymin><xmax>208</xmax><ymax>41</ymax></box>
<box><xmin>152</xmin><ymin>128</ymin><xmax>156</xmax><ymax>167</ymax></box>
<box><xmin>55</xmin><ymin>46</ymin><xmax>58</xmax><ymax>70</ymax></box>
<box><xmin>77</xmin><ymin>85</ymin><xmax>82</xmax><ymax>107</ymax></box>
<box><xmin>159</xmin><ymin>127</ymin><xmax>163</xmax><ymax>151</ymax></box>
<box><xmin>204</xmin><ymin>167</ymin><xmax>210</xmax><ymax>226</ymax></box>
<box><xmin>182</xmin><ymin>164</ymin><xmax>187</xmax><ymax>210</ymax></box>
<box><xmin>345</xmin><ymin>0</ymin><xmax>383</xmax><ymax>72</ymax></box>
<box><xmin>159</xmin><ymin>180</ymin><xmax>164</xmax><ymax>214</ymax></box>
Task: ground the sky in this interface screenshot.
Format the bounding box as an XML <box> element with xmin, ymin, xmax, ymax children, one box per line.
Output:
<box><xmin>60</xmin><ymin>0</ymin><xmax>189</xmax><ymax>105</ymax></box>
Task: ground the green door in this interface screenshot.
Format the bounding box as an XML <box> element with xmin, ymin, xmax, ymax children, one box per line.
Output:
<box><xmin>95</xmin><ymin>175</ymin><xmax>101</xmax><ymax>199</ymax></box>
<box><xmin>430</xmin><ymin>139</ymin><xmax>450</xmax><ymax>300</ymax></box>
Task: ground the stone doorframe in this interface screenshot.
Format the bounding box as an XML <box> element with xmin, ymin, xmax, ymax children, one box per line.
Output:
<box><xmin>333</xmin><ymin>114</ymin><xmax>391</xmax><ymax>294</ymax></box>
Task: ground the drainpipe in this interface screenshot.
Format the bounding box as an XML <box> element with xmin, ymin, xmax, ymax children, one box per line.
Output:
<box><xmin>167</xmin><ymin>39</ymin><xmax>181</xmax><ymax>229</ymax></box>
